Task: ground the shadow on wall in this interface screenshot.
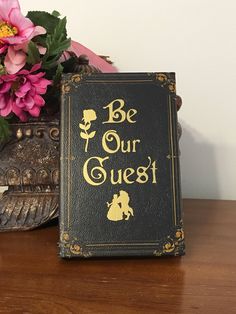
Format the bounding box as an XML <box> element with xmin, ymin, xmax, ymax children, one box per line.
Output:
<box><xmin>179</xmin><ymin>120</ymin><xmax>219</xmax><ymax>200</ymax></box>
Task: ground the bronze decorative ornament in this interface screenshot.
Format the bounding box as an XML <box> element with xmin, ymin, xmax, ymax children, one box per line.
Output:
<box><xmin>0</xmin><ymin>116</ymin><xmax>59</xmax><ymax>230</ymax></box>
<box><xmin>0</xmin><ymin>55</ymin><xmax>107</xmax><ymax>232</ymax></box>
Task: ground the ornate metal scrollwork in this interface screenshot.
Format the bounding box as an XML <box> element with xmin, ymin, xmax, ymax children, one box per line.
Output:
<box><xmin>0</xmin><ymin>118</ymin><xmax>59</xmax><ymax>231</ymax></box>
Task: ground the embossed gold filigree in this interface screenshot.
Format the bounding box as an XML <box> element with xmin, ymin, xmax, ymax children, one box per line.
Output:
<box><xmin>153</xmin><ymin>226</ymin><xmax>185</xmax><ymax>256</ymax></box>
<box><xmin>155</xmin><ymin>73</ymin><xmax>176</xmax><ymax>94</ymax></box>
<box><xmin>156</xmin><ymin>73</ymin><xmax>168</xmax><ymax>82</ymax></box>
<box><xmin>61</xmin><ymin>83</ymin><xmax>71</xmax><ymax>94</ymax></box>
<box><xmin>168</xmin><ymin>82</ymin><xmax>176</xmax><ymax>93</ymax></box>
<box><xmin>70</xmin><ymin>244</ymin><xmax>82</xmax><ymax>254</ymax></box>
<box><xmin>175</xmin><ymin>228</ymin><xmax>184</xmax><ymax>241</ymax></box>
<box><xmin>163</xmin><ymin>241</ymin><xmax>175</xmax><ymax>253</ymax></box>
<box><xmin>63</xmin><ymin>241</ymin><xmax>92</xmax><ymax>257</ymax></box>
<box><xmin>61</xmin><ymin>232</ymin><xmax>69</xmax><ymax>242</ymax></box>
<box><xmin>71</xmin><ymin>74</ymin><xmax>82</xmax><ymax>83</ymax></box>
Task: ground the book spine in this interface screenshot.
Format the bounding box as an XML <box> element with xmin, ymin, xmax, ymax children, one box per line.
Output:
<box><xmin>170</xmin><ymin>85</ymin><xmax>185</xmax><ymax>255</ymax></box>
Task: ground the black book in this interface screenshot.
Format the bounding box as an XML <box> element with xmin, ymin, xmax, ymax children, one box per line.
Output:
<box><xmin>59</xmin><ymin>73</ymin><xmax>184</xmax><ymax>258</ymax></box>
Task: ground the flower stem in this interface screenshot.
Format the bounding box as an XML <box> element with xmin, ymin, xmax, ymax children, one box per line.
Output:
<box><xmin>0</xmin><ymin>117</ymin><xmax>11</xmax><ymax>143</ymax></box>
<box><xmin>85</xmin><ymin>138</ymin><xmax>89</xmax><ymax>152</ymax></box>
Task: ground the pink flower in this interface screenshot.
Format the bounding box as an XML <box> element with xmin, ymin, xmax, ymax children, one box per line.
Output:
<box><xmin>4</xmin><ymin>24</ymin><xmax>46</xmax><ymax>74</ymax></box>
<box><xmin>0</xmin><ymin>0</ymin><xmax>42</xmax><ymax>45</ymax></box>
<box><xmin>0</xmin><ymin>0</ymin><xmax>46</xmax><ymax>74</ymax></box>
<box><xmin>0</xmin><ymin>64</ymin><xmax>51</xmax><ymax>121</ymax></box>
<box><xmin>4</xmin><ymin>46</ymin><xmax>26</xmax><ymax>74</ymax></box>
<box><xmin>0</xmin><ymin>43</ymin><xmax>7</xmax><ymax>53</ymax></box>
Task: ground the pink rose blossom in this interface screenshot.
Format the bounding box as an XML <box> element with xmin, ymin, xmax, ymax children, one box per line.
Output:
<box><xmin>0</xmin><ymin>0</ymin><xmax>43</xmax><ymax>45</ymax></box>
<box><xmin>0</xmin><ymin>64</ymin><xmax>51</xmax><ymax>121</ymax></box>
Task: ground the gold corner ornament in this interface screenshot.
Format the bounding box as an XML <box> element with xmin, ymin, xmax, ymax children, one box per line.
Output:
<box><xmin>71</xmin><ymin>74</ymin><xmax>82</xmax><ymax>83</ymax></box>
<box><xmin>107</xmin><ymin>190</ymin><xmax>134</xmax><ymax>221</ymax></box>
<box><xmin>156</xmin><ymin>73</ymin><xmax>176</xmax><ymax>93</ymax></box>
<box><xmin>156</xmin><ymin>73</ymin><xmax>168</xmax><ymax>82</ymax></box>
<box><xmin>153</xmin><ymin>228</ymin><xmax>184</xmax><ymax>256</ymax></box>
<box><xmin>70</xmin><ymin>244</ymin><xmax>82</xmax><ymax>254</ymax></box>
<box><xmin>69</xmin><ymin>243</ymin><xmax>92</xmax><ymax>257</ymax></box>
<box><xmin>61</xmin><ymin>83</ymin><xmax>71</xmax><ymax>94</ymax></box>
<box><xmin>163</xmin><ymin>241</ymin><xmax>175</xmax><ymax>253</ymax></box>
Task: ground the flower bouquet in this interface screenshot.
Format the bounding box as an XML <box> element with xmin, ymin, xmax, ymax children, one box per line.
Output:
<box><xmin>0</xmin><ymin>0</ymin><xmax>116</xmax><ymax>231</ymax></box>
<box><xmin>0</xmin><ymin>0</ymin><xmax>116</xmax><ymax>143</ymax></box>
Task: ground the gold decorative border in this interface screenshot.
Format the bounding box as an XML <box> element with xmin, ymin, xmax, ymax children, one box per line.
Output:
<box><xmin>87</xmin><ymin>80</ymin><xmax>153</xmax><ymax>83</ymax></box>
<box><xmin>67</xmin><ymin>96</ymin><xmax>71</xmax><ymax>228</ymax></box>
<box><xmin>168</xmin><ymin>95</ymin><xmax>177</xmax><ymax>226</ymax></box>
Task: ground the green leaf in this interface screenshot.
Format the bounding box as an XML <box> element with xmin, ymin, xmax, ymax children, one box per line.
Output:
<box><xmin>42</xmin><ymin>55</ymin><xmax>60</xmax><ymax>70</ymax></box>
<box><xmin>53</xmin><ymin>63</ymin><xmax>63</xmax><ymax>85</ymax></box>
<box><xmin>42</xmin><ymin>17</ymin><xmax>71</xmax><ymax>69</ymax></box>
<box><xmin>27</xmin><ymin>41</ymin><xmax>41</xmax><ymax>64</ymax></box>
<box><xmin>0</xmin><ymin>117</ymin><xmax>11</xmax><ymax>143</ymax></box>
<box><xmin>33</xmin><ymin>36</ymin><xmax>46</xmax><ymax>48</ymax></box>
<box><xmin>27</xmin><ymin>11</ymin><xmax>62</xmax><ymax>35</ymax></box>
<box><xmin>0</xmin><ymin>64</ymin><xmax>5</xmax><ymax>75</ymax></box>
<box><xmin>52</xmin><ymin>10</ymin><xmax>61</xmax><ymax>18</ymax></box>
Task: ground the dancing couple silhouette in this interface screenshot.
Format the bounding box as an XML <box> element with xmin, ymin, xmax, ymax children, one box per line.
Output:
<box><xmin>107</xmin><ymin>190</ymin><xmax>134</xmax><ymax>222</ymax></box>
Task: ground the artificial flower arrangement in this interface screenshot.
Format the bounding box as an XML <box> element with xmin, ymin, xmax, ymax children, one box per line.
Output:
<box><xmin>0</xmin><ymin>0</ymin><xmax>116</xmax><ymax>143</ymax></box>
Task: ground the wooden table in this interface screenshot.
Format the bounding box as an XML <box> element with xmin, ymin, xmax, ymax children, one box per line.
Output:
<box><xmin>0</xmin><ymin>199</ymin><xmax>236</xmax><ymax>314</ymax></box>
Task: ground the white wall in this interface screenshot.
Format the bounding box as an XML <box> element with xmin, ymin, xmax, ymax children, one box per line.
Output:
<box><xmin>18</xmin><ymin>0</ymin><xmax>236</xmax><ymax>200</ymax></box>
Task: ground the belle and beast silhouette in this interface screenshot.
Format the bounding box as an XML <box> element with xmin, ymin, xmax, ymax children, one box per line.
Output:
<box><xmin>107</xmin><ymin>190</ymin><xmax>134</xmax><ymax>221</ymax></box>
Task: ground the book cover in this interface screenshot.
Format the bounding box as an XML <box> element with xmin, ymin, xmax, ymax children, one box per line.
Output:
<box><xmin>59</xmin><ymin>73</ymin><xmax>184</xmax><ymax>258</ymax></box>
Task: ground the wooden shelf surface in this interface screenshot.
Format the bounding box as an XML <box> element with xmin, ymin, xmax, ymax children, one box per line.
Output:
<box><xmin>0</xmin><ymin>199</ymin><xmax>236</xmax><ymax>314</ymax></box>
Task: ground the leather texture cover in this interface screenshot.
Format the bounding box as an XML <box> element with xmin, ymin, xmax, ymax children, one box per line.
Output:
<box><xmin>59</xmin><ymin>73</ymin><xmax>184</xmax><ymax>258</ymax></box>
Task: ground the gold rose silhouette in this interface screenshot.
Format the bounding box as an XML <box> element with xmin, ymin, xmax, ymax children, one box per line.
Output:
<box><xmin>79</xmin><ymin>109</ymin><xmax>97</xmax><ymax>152</ymax></box>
